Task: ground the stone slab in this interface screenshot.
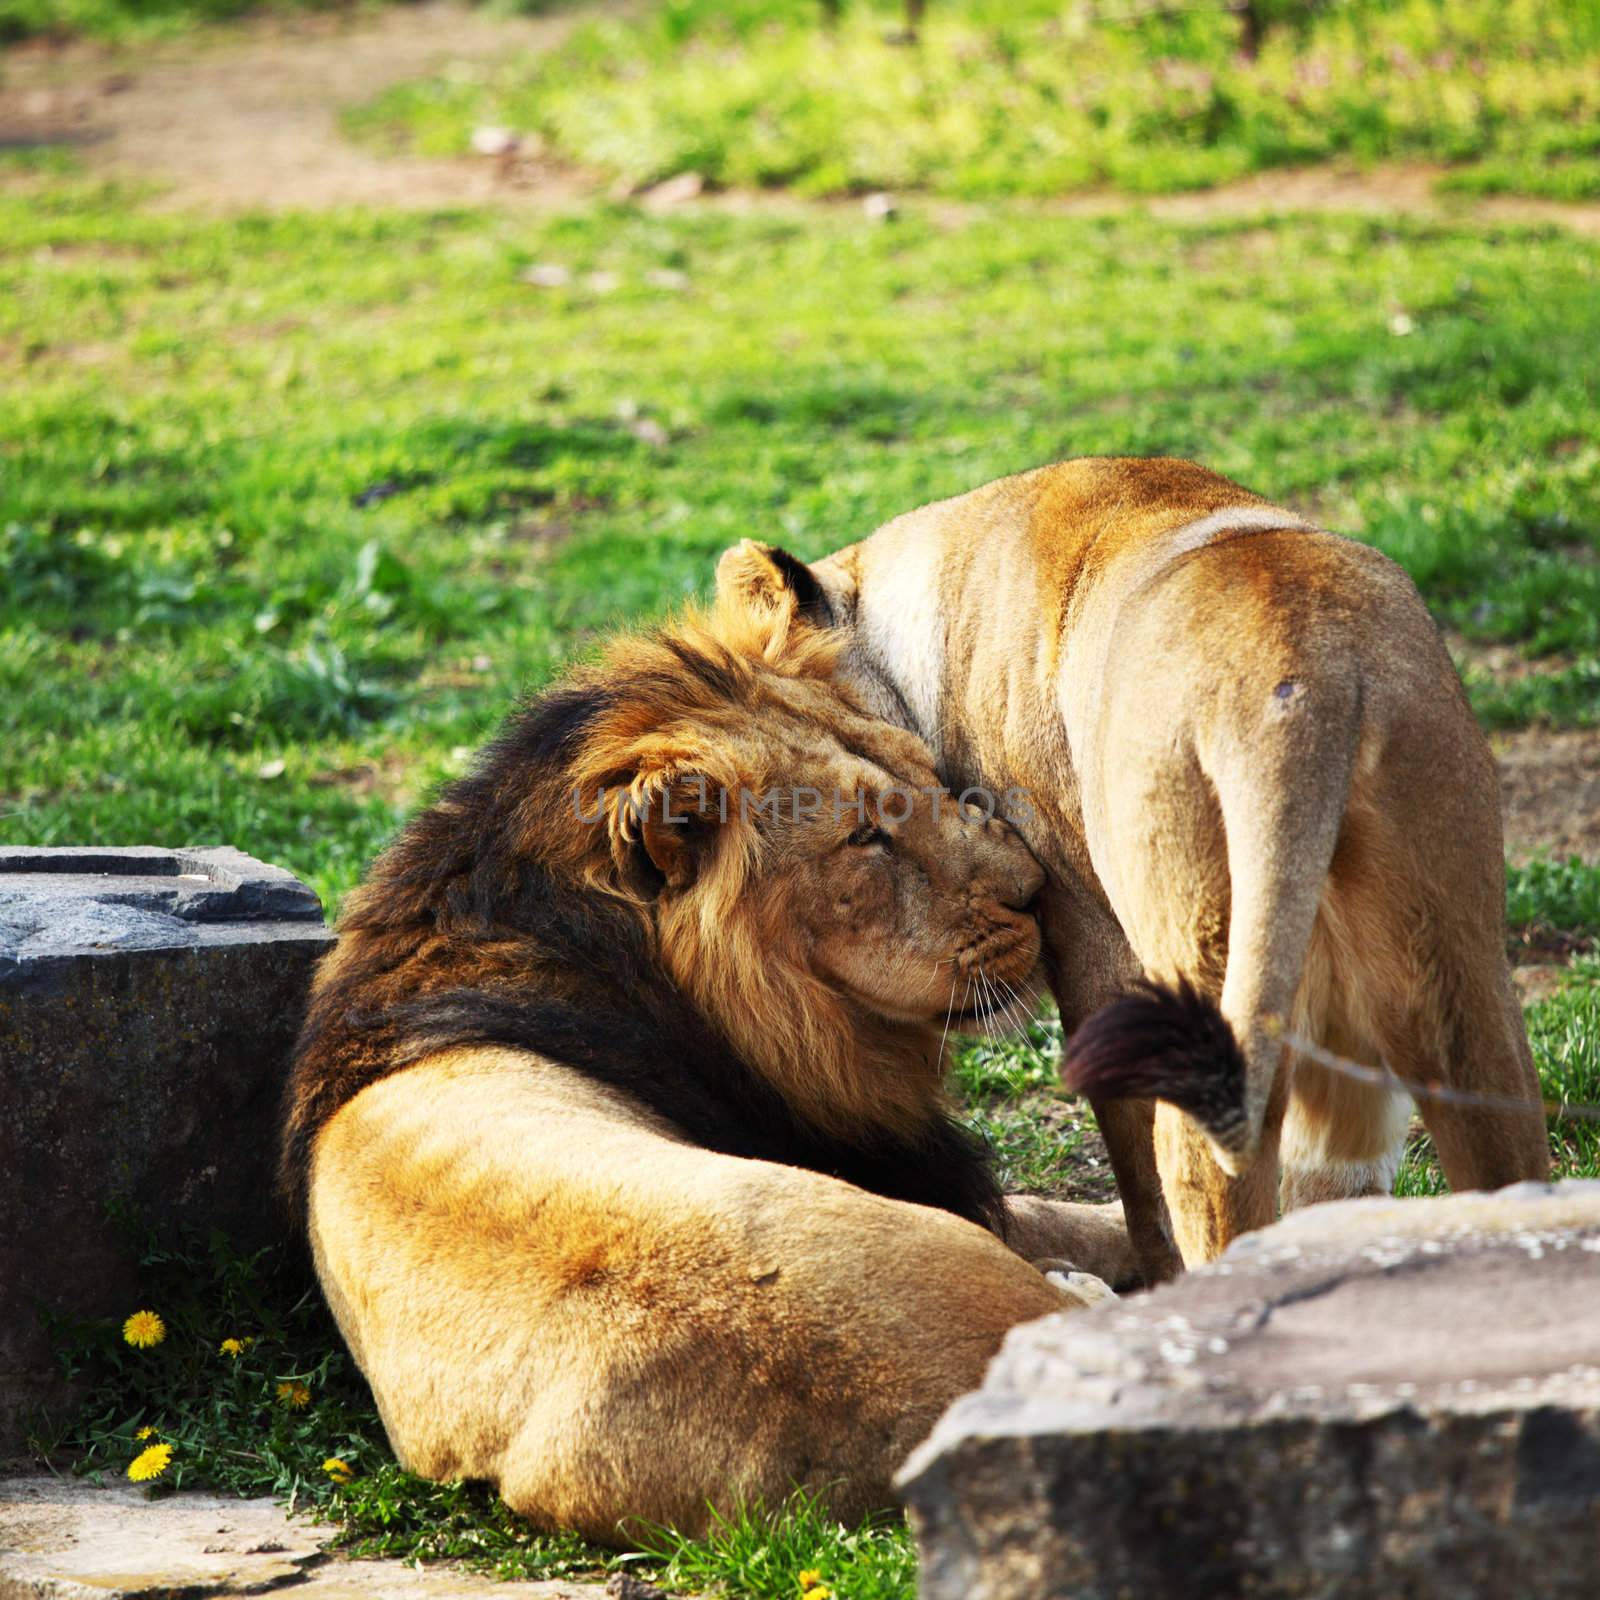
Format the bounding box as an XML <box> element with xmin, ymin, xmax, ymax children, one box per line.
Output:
<box><xmin>1</xmin><ymin>848</ymin><xmax>334</xmax><ymax>1452</ymax></box>
<box><xmin>0</xmin><ymin>846</ymin><xmax>323</xmax><ymax>930</ymax></box>
<box><xmin>899</xmin><ymin>1181</ymin><xmax>1600</xmax><ymax>1600</ymax></box>
<box><xmin>0</xmin><ymin>1477</ymin><xmax>611</xmax><ymax>1599</ymax></box>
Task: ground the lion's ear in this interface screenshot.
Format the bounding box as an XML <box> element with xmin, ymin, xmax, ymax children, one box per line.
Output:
<box><xmin>715</xmin><ymin>541</ymin><xmax>834</xmax><ymax>630</ymax></box>
<box><xmin>610</xmin><ymin>770</ymin><xmax>726</xmax><ymax>895</ymax></box>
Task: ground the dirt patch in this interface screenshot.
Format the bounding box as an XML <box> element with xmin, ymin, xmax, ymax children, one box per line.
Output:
<box><xmin>1449</xmin><ymin>631</ymin><xmax>1581</xmax><ymax>688</ymax></box>
<box><xmin>0</xmin><ymin>1</ymin><xmax>612</xmax><ymax>213</ymax></box>
<box><xmin>307</xmin><ymin>751</ymin><xmax>418</xmax><ymax>805</ymax></box>
<box><xmin>1494</xmin><ymin>726</ymin><xmax>1600</xmax><ymax>864</ymax></box>
<box><xmin>1512</xmin><ymin>963</ymin><xmax>1580</xmax><ymax>1007</ymax></box>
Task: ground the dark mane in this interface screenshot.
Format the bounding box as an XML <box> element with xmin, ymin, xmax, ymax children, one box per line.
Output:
<box><xmin>277</xmin><ymin>645</ymin><xmax>1005</xmax><ymax>1236</ymax></box>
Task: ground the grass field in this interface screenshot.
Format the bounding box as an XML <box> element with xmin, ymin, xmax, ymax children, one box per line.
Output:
<box><xmin>7</xmin><ymin>179</ymin><xmax>1599</xmax><ymax>902</ymax></box>
<box><xmin>347</xmin><ymin>0</ymin><xmax>1600</xmax><ymax>200</ymax></box>
<box><xmin>6</xmin><ymin>3</ymin><xmax>1600</xmax><ymax>1588</ymax></box>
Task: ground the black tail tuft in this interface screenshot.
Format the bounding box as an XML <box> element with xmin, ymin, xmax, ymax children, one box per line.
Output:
<box><xmin>1062</xmin><ymin>978</ymin><xmax>1249</xmax><ymax>1149</ymax></box>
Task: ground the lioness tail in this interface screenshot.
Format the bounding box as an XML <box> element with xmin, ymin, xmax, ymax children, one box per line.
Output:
<box><xmin>1061</xmin><ymin>979</ymin><xmax>1249</xmax><ymax>1155</ymax></box>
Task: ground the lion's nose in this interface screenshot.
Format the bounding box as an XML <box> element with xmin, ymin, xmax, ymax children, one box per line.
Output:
<box><xmin>1005</xmin><ymin>857</ymin><xmax>1047</xmax><ymax>912</ymax></box>
<box><xmin>992</xmin><ymin>835</ymin><xmax>1046</xmax><ymax>911</ymax></box>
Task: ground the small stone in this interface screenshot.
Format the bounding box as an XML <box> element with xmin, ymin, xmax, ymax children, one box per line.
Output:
<box><xmin>642</xmin><ymin>171</ymin><xmax>704</xmax><ymax>209</ymax></box>
<box><xmin>470</xmin><ymin>125</ymin><xmax>520</xmax><ymax>158</ymax></box>
<box><xmin>519</xmin><ymin>263</ymin><xmax>572</xmax><ymax>288</ymax></box>
<box><xmin>1388</xmin><ymin>310</ymin><xmax>1416</xmax><ymax>336</ymax></box>
<box><xmin>606</xmin><ymin>1575</ymin><xmax>671</xmax><ymax>1600</ymax></box>
<box><xmin>628</xmin><ymin>417</ymin><xmax>670</xmax><ymax>448</ymax></box>
<box><xmin>257</xmin><ymin>757</ymin><xmax>286</xmax><ymax>779</ymax></box>
<box><xmin>585</xmin><ymin>270</ymin><xmax>622</xmax><ymax>294</ymax></box>
<box><xmin>644</xmin><ymin>268</ymin><xmax>691</xmax><ymax>292</ymax></box>
<box><xmin>862</xmin><ymin>191</ymin><xmax>898</xmax><ymax>223</ymax></box>
<box><xmin>352</xmin><ymin>479</ymin><xmax>404</xmax><ymax>508</ymax></box>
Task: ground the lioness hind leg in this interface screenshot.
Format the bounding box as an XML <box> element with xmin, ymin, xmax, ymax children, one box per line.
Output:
<box><xmin>1297</xmin><ymin>793</ymin><xmax>1548</xmax><ymax>1198</ymax></box>
<box><xmin>1279</xmin><ymin>1060</ymin><xmax>1412</xmax><ymax>1211</ymax></box>
<box><xmin>1278</xmin><ymin>925</ymin><xmax>1414</xmax><ymax>1211</ymax></box>
<box><xmin>1278</xmin><ymin>1103</ymin><xmax>1410</xmax><ymax>1209</ymax></box>
<box><xmin>1387</xmin><ymin>973</ymin><xmax>1549</xmax><ymax>1192</ymax></box>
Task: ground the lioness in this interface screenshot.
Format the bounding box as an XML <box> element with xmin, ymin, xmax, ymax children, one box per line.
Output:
<box><xmin>716</xmin><ymin>456</ymin><xmax>1549</xmax><ymax>1281</ymax></box>
<box><xmin>279</xmin><ymin>603</ymin><xmax>1128</xmax><ymax>1541</ymax></box>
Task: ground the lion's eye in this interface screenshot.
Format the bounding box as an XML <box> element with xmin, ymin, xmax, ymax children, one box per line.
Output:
<box><xmin>847</xmin><ymin>824</ymin><xmax>891</xmax><ymax>850</ymax></box>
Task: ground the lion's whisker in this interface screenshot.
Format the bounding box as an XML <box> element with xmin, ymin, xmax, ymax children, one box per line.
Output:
<box><xmin>935</xmin><ymin>969</ymin><xmax>967</xmax><ymax>1071</ymax></box>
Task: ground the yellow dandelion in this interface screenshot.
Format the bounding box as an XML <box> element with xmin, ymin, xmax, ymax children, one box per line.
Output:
<box><xmin>322</xmin><ymin>1457</ymin><xmax>354</xmax><ymax>1483</ymax></box>
<box><xmin>798</xmin><ymin>1573</ymin><xmax>824</xmax><ymax>1593</ymax></box>
<box><xmin>219</xmin><ymin>1338</ymin><xmax>245</xmax><ymax>1359</ymax></box>
<box><xmin>134</xmin><ymin>1425</ymin><xmax>157</xmax><ymax>1440</ymax></box>
<box><xmin>276</xmin><ymin>1380</ymin><xmax>312</xmax><ymax>1409</ymax></box>
<box><xmin>808</xmin><ymin>1589</ymin><xmax>832</xmax><ymax>1600</ymax></box>
<box><xmin>122</xmin><ymin>1310</ymin><xmax>166</xmax><ymax>1348</ymax></box>
<box><xmin>127</xmin><ymin>1442</ymin><xmax>173</xmax><ymax>1482</ymax></box>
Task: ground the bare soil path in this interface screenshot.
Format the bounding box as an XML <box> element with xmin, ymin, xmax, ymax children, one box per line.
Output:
<box><xmin>1498</xmin><ymin>727</ymin><xmax>1600</xmax><ymax>866</ymax></box>
<box><xmin>0</xmin><ymin>1</ymin><xmax>605</xmax><ymax>211</ymax></box>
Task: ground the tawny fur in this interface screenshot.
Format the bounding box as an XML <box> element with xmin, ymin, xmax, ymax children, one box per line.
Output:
<box><xmin>284</xmin><ymin>604</ymin><xmax>1133</xmax><ymax>1542</ymax></box>
<box><xmin>717</xmin><ymin>455</ymin><xmax>1549</xmax><ymax>1280</ymax></box>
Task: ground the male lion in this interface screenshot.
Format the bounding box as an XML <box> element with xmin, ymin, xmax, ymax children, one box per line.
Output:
<box><xmin>716</xmin><ymin>456</ymin><xmax>1549</xmax><ymax>1283</ymax></box>
<box><xmin>279</xmin><ymin>603</ymin><xmax>1128</xmax><ymax>1541</ymax></box>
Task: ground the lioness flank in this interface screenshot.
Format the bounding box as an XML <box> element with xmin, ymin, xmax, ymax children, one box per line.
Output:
<box><xmin>717</xmin><ymin>455</ymin><xmax>1549</xmax><ymax>1282</ymax></box>
<box><xmin>279</xmin><ymin>602</ymin><xmax>1128</xmax><ymax>1541</ymax></box>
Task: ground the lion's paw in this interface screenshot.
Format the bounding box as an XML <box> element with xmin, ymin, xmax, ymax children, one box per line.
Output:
<box><xmin>1045</xmin><ymin>1268</ymin><xmax>1118</xmax><ymax>1310</ymax></box>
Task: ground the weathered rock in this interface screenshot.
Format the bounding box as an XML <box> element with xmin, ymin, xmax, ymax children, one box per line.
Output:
<box><xmin>0</xmin><ymin>1476</ymin><xmax>611</xmax><ymax>1599</ymax></box>
<box><xmin>0</xmin><ymin>847</ymin><xmax>333</xmax><ymax>1452</ymax></box>
<box><xmin>899</xmin><ymin>1181</ymin><xmax>1600</xmax><ymax>1600</ymax></box>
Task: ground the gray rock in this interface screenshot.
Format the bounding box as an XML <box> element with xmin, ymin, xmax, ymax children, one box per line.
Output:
<box><xmin>0</xmin><ymin>1476</ymin><xmax>612</xmax><ymax>1598</ymax></box>
<box><xmin>0</xmin><ymin>846</ymin><xmax>324</xmax><ymax>940</ymax></box>
<box><xmin>0</xmin><ymin>847</ymin><xmax>333</xmax><ymax>1453</ymax></box>
<box><xmin>0</xmin><ymin>896</ymin><xmax>200</xmax><ymax>954</ymax></box>
<box><xmin>898</xmin><ymin>1182</ymin><xmax>1600</xmax><ymax>1600</ymax></box>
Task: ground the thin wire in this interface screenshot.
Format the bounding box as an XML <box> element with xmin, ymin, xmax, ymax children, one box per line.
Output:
<box><xmin>950</xmin><ymin>966</ymin><xmax>1600</xmax><ymax>1126</ymax></box>
<box><xmin>1278</xmin><ymin>1024</ymin><xmax>1600</xmax><ymax>1125</ymax></box>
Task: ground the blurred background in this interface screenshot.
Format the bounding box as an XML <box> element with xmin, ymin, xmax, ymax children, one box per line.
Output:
<box><xmin>3</xmin><ymin>1</ymin><xmax>1598</xmax><ymax>1585</ymax></box>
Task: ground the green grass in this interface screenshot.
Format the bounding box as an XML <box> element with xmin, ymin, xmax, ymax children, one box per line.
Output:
<box><xmin>5</xmin><ymin>184</ymin><xmax>1598</xmax><ymax>907</ymax></box>
<box><xmin>7</xmin><ymin>149</ymin><xmax>1599</xmax><ymax>1594</ymax></box>
<box><xmin>1396</xmin><ymin>956</ymin><xmax>1600</xmax><ymax>1194</ymax></box>
<box><xmin>954</xmin><ymin>1012</ymin><xmax>1118</xmax><ymax>1198</ymax></box>
<box><xmin>1507</xmin><ymin>857</ymin><xmax>1600</xmax><ymax>937</ymax></box>
<box><xmin>346</xmin><ymin>0</ymin><xmax>1600</xmax><ymax>201</ymax></box>
<box><xmin>1465</xmin><ymin>656</ymin><xmax>1600</xmax><ymax>729</ymax></box>
<box><xmin>640</xmin><ymin>1492</ymin><xmax>917</xmax><ymax>1600</ymax></box>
